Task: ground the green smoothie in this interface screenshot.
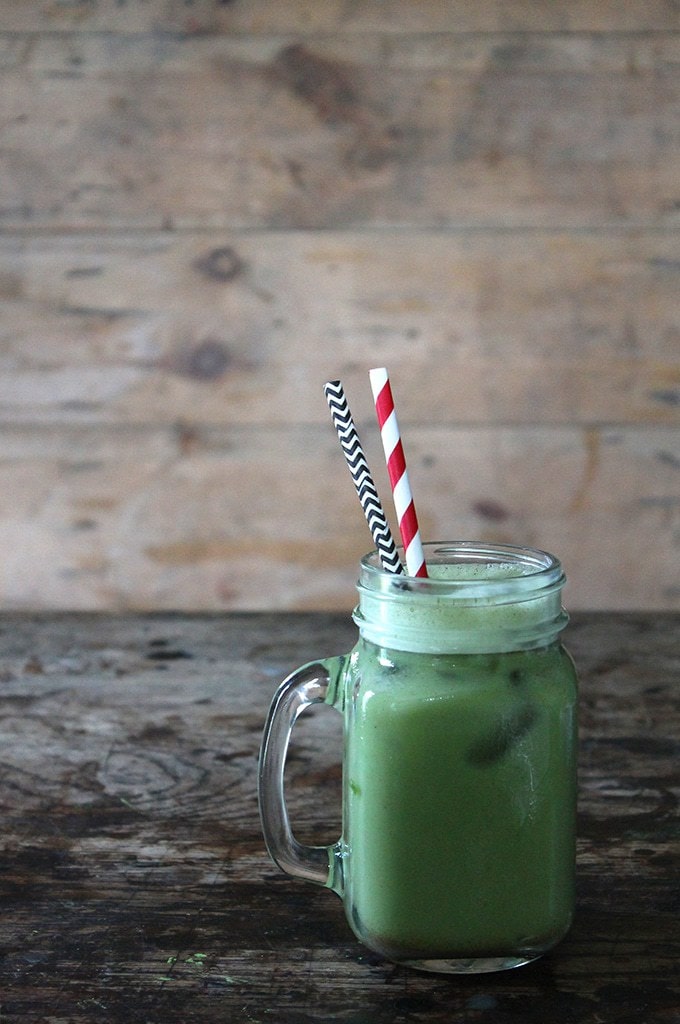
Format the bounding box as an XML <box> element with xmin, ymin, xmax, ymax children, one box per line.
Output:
<box><xmin>341</xmin><ymin>547</ymin><xmax>578</xmax><ymax>967</ymax></box>
<box><xmin>344</xmin><ymin>641</ymin><xmax>577</xmax><ymax>963</ymax></box>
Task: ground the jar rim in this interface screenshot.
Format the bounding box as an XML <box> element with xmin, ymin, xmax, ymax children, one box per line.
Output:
<box><xmin>359</xmin><ymin>541</ymin><xmax>564</xmax><ymax>601</ymax></box>
<box><xmin>354</xmin><ymin>542</ymin><xmax>568</xmax><ymax>652</ymax></box>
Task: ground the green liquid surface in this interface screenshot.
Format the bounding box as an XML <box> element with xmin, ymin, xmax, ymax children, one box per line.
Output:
<box><xmin>343</xmin><ymin>641</ymin><xmax>577</xmax><ymax>962</ymax></box>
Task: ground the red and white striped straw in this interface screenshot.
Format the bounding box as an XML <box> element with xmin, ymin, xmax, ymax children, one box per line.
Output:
<box><xmin>369</xmin><ymin>367</ymin><xmax>428</xmax><ymax>578</ymax></box>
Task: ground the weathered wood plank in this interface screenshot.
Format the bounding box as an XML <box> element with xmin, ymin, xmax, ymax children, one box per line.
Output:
<box><xmin>1</xmin><ymin>0</ymin><xmax>678</xmax><ymax>34</ymax></box>
<box><xmin>0</xmin><ymin>424</ymin><xmax>676</xmax><ymax>611</ymax></box>
<box><xmin>0</xmin><ymin>3</ymin><xmax>677</xmax><ymax>616</ymax></box>
<box><xmin>1</xmin><ymin>32</ymin><xmax>678</xmax><ymax>229</ymax></box>
<box><xmin>0</xmin><ymin>611</ymin><xmax>677</xmax><ymax>1022</ymax></box>
<box><xmin>1</xmin><ymin>230</ymin><xmax>678</xmax><ymax>426</ymax></box>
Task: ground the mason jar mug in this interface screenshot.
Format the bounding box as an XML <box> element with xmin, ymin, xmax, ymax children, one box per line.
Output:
<box><xmin>258</xmin><ymin>542</ymin><xmax>578</xmax><ymax>974</ymax></box>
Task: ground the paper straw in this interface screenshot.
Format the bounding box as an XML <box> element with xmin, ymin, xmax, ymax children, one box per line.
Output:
<box><xmin>369</xmin><ymin>367</ymin><xmax>428</xmax><ymax>578</ymax></box>
<box><xmin>324</xmin><ymin>380</ymin><xmax>404</xmax><ymax>575</ymax></box>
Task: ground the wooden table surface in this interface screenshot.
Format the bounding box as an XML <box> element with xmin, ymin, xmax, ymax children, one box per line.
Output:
<box><xmin>0</xmin><ymin>611</ymin><xmax>677</xmax><ymax>1024</ymax></box>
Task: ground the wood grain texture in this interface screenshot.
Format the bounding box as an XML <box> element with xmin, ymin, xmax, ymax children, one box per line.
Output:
<box><xmin>0</xmin><ymin>611</ymin><xmax>677</xmax><ymax>1023</ymax></box>
<box><xmin>1</xmin><ymin>31</ymin><xmax>678</xmax><ymax>229</ymax></box>
<box><xmin>0</xmin><ymin>423</ymin><xmax>676</xmax><ymax>611</ymax></box>
<box><xmin>0</xmin><ymin>1</ymin><xmax>678</xmax><ymax>612</ymax></box>
<box><xmin>1</xmin><ymin>231</ymin><xmax>677</xmax><ymax>426</ymax></box>
<box><xmin>1</xmin><ymin>0</ymin><xmax>679</xmax><ymax>34</ymax></box>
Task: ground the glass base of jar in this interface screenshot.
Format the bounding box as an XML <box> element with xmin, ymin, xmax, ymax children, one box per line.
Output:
<box><xmin>400</xmin><ymin>953</ymin><xmax>541</xmax><ymax>974</ymax></box>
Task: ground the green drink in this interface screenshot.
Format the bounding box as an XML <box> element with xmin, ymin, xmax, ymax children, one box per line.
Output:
<box><xmin>345</xmin><ymin>643</ymin><xmax>577</xmax><ymax>966</ymax></box>
<box><xmin>259</xmin><ymin>543</ymin><xmax>578</xmax><ymax>973</ymax></box>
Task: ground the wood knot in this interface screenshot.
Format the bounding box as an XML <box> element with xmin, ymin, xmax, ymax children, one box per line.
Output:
<box><xmin>193</xmin><ymin>246</ymin><xmax>245</xmax><ymax>283</ymax></box>
<box><xmin>472</xmin><ymin>499</ymin><xmax>511</xmax><ymax>522</ymax></box>
<box><xmin>166</xmin><ymin>339</ymin><xmax>232</xmax><ymax>382</ymax></box>
<box><xmin>273</xmin><ymin>43</ymin><xmax>360</xmax><ymax>125</ymax></box>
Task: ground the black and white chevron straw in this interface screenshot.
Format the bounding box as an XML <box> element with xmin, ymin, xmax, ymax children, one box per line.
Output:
<box><xmin>324</xmin><ymin>380</ymin><xmax>404</xmax><ymax>574</ymax></box>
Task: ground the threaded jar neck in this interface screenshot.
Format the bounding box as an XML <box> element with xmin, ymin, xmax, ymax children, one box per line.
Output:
<box><xmin>353</xmin><ymin>542</ymin><xmax>569</xmax><ymax>654</ymax></box>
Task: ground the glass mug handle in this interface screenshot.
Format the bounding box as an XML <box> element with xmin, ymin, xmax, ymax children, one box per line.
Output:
<box><xmin>258</xmin><ymin>658</ymin><xmax>345</xmax><ymax>896</ymax></box>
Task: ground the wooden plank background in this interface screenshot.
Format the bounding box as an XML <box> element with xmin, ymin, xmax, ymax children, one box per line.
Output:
<box><xmin>0</xmin><ymin>0</ymin><xmax>678</xmax><ymax>611</ymax></box>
